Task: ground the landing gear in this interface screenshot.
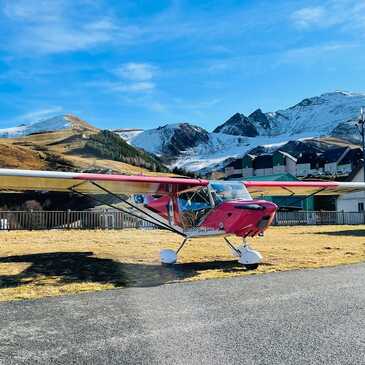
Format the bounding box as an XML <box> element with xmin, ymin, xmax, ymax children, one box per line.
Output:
<box><xmin>160</xmin><ymin>236</ymin><xmax>262</xmax><ymax>269</ymax></box>
<box><xmin>224</xmin><ymin>237</ymin><xmax>262</xmax><ymax>270</ymax></box>
<box><xmin>160</xmin><ymin>238</ymin><xmax>189</xmax><ymax>265</ymax></box>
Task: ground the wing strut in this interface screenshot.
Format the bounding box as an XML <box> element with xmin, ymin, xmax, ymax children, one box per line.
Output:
<box><xmin>275</xmin><ymin>187</ymin><xmax>327</xmax><ymax>210</ymax></box>
<box><xmin>89</xmin><ymin>181</ymin><xmax>185</xmax><ymax>236</ymax></box>
<box><xmin>69</xmin><ymin>183</ymin><xmax>186</xmax><ymax>237</ymax></box>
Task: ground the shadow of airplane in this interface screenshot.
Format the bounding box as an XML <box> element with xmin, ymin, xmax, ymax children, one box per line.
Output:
<box><xmin>312</xmin><ymin>229</ymin><xmax>365</xmax><ymax>237</ymax></box>
<box><xmin>0</xmin><ymin>252</ymin><xmax>263</xmax><ymax>290</ymax></box>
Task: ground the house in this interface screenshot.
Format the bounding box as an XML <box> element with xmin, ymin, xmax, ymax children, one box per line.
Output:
<box><xmin>322</xmin><ymin>147</ymin><xmax>349</xmax><ymax>174</ymax></box>
<box><xmin>336</xmin><ymin>165</ymin><xmax>365</xmax><ymax>212</ymax></box>
<box><xmin>273</xmin><ymin>151</ymin><xmax>297</xmax><ymax>175</ymax></box>
<box><xmin>253</xmin><ymin>154</ymin><xmax>273</xmax><ymax>176</ymax></box>
<box><xmin>242</xmin><ymin>154</ymin><xmax>255</xmax><ymax>177</ymax></box>
<box><xmin>297</xmin><ymin>147</ymin><xmax>361</xmax><ymax>178</ymax></box>
<box><xmin>224</xmin><ymin>158</ymin><xmax>243</xmax><ymax>180</ymax></box>
<box><xmin>336</xmin><ymin>148</ymin><xmax>362</xmax><ymax>175</ymax></box>
<box><xmin>296</xmin><ymin>152</ymin><xmax>324</xmax><ymax>177</ymax></box>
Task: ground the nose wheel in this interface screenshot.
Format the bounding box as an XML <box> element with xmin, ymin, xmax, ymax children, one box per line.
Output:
<box><xmin>224</xmin><ymin>237</ymin><xmax>262</xmax><ymax>270</ymax></box>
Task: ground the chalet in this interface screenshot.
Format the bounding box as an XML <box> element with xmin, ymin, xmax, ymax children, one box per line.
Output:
<box><xmin>322</xmin><ymin>147</ymin><xmax>349</xmax><ymax>174</ymax></box>
<box><xmin>272</xmin><ymin>151</ymin><xmax>297</xmax><ymax>175</ymax></box>
<box><xmin>296</xmin><ymin>152</ymin><xmax>324</xmax><ymax>177</ymax></box>
<box><xmin>253</xmin><ymin>154</ymin><xmax>273</xmax><ymax>176</ymax></box>
<box><xmin>242</xmin><ymin>154</ymin><xmax>255</xmax><ymax>177</ymax></box>
<box><xmin>224</xmin><ymin>158</ymin><xmax>243</xmax><ymax>180</ymax></box>
<box><xmin>337</xmin><ymin>148</ymin><xmax>362</xmax><ymax>174</ymax></box>
<box><xmin>224</xmin><ymin>146</ymin><xmax>360</xmax><ymax>181</ymax></box>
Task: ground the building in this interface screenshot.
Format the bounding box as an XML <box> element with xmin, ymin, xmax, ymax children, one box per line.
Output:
<box><xmin>296</xmin><ymin>152</ymin><xmax>324</xmax><ymax>177</ymax></box>
<box><xmin>273</xmin><ymin>151</ymin><xmax>297</xmax><ymax>175</ymax></box>
<box><xmin>242</xmin><ymin>154</ymin><xmax>255</xmax><ymax>177</ymax></box>
<box><xmin>224</xmin><ymin>146</ymin><xmax>361</xmax><ymax>181</ymax></box>
<box><xmin>225</xmin><ymin>151</ymin><xmax>299</xmax><ymax>179</ymax></box>
<box><xmin>336</xmin><ymin>165</ymin><xmax>365</xmax><ymax>212</ymax></box>
<box><xmin>253</xmin><ymin>154</ymin><xmax>273</xmax><ymax>176</ymax></box>
<box><xmin>296</xmin><ymin>147</ymin><xmax>362</xmax><ymax>178</ymax></box>
<box><xmin>336</xmin><ymin>148</ymin><xmax>362</xmax><ymax>175</ymax></box>
<box><xmin>322</xmin><ymin>147</ymin><xmax>349</xmax><ymax>175</ymax></box>
<box><xmin>224</xmin><ymin>158</ymin><xmax>243</xmax><ymax>180</ymax></box>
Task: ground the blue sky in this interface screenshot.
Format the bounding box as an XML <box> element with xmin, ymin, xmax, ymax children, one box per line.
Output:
<box><xmin>0</xmin><ymin>0</ymin><xmax>365</xmax><ymax>131</ymax></box>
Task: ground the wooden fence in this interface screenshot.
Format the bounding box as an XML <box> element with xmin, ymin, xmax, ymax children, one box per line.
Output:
<box><xmin>0</xmin><ymin>210</ymin><xmax>365</xmax><ymax>231</ymax></box>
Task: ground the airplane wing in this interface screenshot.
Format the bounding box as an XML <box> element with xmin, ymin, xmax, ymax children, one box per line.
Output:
<box><xmin>244</xmin><ymin>180</ymin><xmax>365</xmax><ymax>197</ymax></box>
<box><xmin>0</xmin><ymin>168</ymin><xmax>208</xmax><ymax>195</ymax></box>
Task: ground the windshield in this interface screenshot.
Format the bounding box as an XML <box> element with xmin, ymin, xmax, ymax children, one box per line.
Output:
<box><xmin>209</xmin><ymin>181</ymin><xmax>252</xmax><ymax>205</ymax></box>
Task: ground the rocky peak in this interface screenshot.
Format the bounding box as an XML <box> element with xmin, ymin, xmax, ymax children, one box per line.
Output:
<box><xmin>213</xmin><ymin>113</ymin><xmax>258</xmax><ymax>137</ymax></box>
<box><xmin>248</xmin><ymin>108</ymin><xmax>270</xmax><ymax>130</ymax></box>
<box><xmin>129</xmin><ymin>122</ymin><xmax>210</xmax><ymax>158</ymax></box>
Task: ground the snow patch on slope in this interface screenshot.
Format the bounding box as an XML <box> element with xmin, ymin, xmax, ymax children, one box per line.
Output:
<box><xmin>267</xmin><ymin>91</ymin><xmax>365</xmax><ymax>136</ymax></box>
<box><xmin>170</xmin><ymin>132</ymin><xmax>316</xmax><ymax>172</ymax></box>
<box><xmin>0</xmin><ymin>115</ymin><xmax>72</xmax><ymax>138</ymax></box>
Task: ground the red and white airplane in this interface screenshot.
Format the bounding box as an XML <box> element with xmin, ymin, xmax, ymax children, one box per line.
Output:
<box><xmin>1</xmin><ymin>168</ymin><xmax>364</xmax><ymax>269</ymax></box>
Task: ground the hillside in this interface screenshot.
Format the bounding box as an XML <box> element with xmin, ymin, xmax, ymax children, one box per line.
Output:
<box><xmin>0</xmin><ymin>115</ymin><xmax>169</xmax><ymax>176</ymax></box>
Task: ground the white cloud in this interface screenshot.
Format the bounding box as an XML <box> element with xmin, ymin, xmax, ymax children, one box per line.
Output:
<box><xmin>3</xmin><ymin>0</ymin><xmax>63</xmax><ymax>22</ymax></box>
<box><xmin>278</xmin><ymin>42</ymin><xmax>358</xmax><ymax>65</ymax></box>
<box><xmin>16</xmin><ymin>106</ymin><xmax>64</xmax><ymax>123</ymax></box>
<box><xmin>291</xmin><ymin>1</ymin><xmax>365</xmax><ymax>31</ymax></box>
<box><xmin>24</xmin><ymin>20</ymin><xmax>115</xmax><ymax>54</ymax></box>
<box><xmin>1</xmin><ymin>0</ymin><xmax>121</xmax><ymax>54</ymax></box>
<box><xmin>93</xmin><ymin>62</ymin><xmax>159</xmax><ymax>95</ymax></box>
<box><xmin>291</xmin><ymin>6</ymin><xmax>325</xmax><ymax>29</ymax></box>
<box><xmin>114</xmin><ymin>63</ymin><xmax>157</xmax><ymax>81</ymax></box>
<box><xmin>148</xmin><ymin>101</ymin><xmax>168</xmax><ymax>113</ymax></box>
<box><xmin>110</xmin><ymin>81</ymin><xmax>155</xmax><ymax>92</ymax></box>
<box><xmin>88</xmin><ymin>80</ymin><xmax>155</xmax><ymax>93</ymax></box>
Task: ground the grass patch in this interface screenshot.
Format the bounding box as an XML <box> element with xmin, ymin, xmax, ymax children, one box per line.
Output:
<box><xmin>0</xmin><ymin>225</ymin><xmax>365</xmax><ymax>301</ymax></box>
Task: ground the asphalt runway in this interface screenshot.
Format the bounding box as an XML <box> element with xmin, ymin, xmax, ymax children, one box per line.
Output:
<box><xmin>1</xmin><ymin>263</ymin><xmax>365</xmax><ymax>364</ymax></box>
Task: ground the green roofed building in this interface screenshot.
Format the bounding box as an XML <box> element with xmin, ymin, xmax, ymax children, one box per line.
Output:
<box><xmin>243</xmin><ymin>173</ymin><xmax>314</xmax><ymax>211</ymax></box>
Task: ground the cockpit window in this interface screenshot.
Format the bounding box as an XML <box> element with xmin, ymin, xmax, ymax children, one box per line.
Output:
<box><xmin>209</xmin><ymin>181</ymin><xmax>252</xmax><ymax>205</ymax></box>
<box><xmin>178</xmin><ymin>187</ymin><xmax>212</xmax><ymax>228</ymax></box>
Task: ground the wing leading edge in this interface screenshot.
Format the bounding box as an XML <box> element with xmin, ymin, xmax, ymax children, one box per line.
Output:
<box><xmin>0</xmin><ymin>168</ymin><xmax>208</xmax><ymax>194</ymax></box>
<box><xmin>244</xmin><ymin>180</ymin><xmax>365</xmax><ymax>197</ymax></box>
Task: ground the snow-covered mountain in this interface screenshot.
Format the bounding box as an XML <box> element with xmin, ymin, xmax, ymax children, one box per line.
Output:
<box><xmin>213</xmin><ymin>109</ymin><xmax>270</xmax><ymax>137</ymax></box>
<box><xmin>122</xmin><ymin>91</ymin><xmax>365</xmax><ymax>173</ymax></box>
<box><xmin>0</xmin><ymin>114</ymin><xmax>96</xmax><ymax>138</ymax></box>
<box><xmin>1</xmin><ymin>91</ymin><xmax>364</xmax><ymax>174</ymax></box>
<box><xmin>128</xmin><ymin>123</ymin><xmax>209</xmax><ymax>157</ymax></box>
<box><xmin>215</xmin><ymin>91</ymin><xmax>365</xmax><ymax>137</ymax></box>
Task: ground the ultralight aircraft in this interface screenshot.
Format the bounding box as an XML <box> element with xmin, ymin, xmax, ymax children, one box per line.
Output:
<box><xmin>0</xmin><ymin>168</ymin><xmax>364</xmax><ymax>269</ymax></box>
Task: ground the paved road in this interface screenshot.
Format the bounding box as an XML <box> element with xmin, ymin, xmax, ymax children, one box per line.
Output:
<box><xmin>1</xmin><ymin>264</ymin><xmax>365</xmax><ymax>364</ymax></box>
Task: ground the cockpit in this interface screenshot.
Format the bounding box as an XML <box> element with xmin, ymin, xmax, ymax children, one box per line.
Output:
<box><xmin>142</xmin><ymin>181</ymin><xmax>253</xmax><ymax>230</ymax></box>
<box><xmin>177</xmin><ymin>181</ymin><xmax>252</xmax><ymax>228</ymax></box>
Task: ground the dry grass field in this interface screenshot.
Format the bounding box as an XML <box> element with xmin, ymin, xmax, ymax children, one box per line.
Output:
<box><xmin>1</xmin><ymin>225</ymin><xmax>365</xmax><ymax>302</ymax></box>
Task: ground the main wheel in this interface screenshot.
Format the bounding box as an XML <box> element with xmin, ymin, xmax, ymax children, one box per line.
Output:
<box><xmin>160</xmin><ymin>249</ymin><xmax>177</xmax><ymax>264</ymax></box>
<box><xmin>244</xmin><ymin>263</ymin><xmax>259</xmax><ymax>270</ymax></box>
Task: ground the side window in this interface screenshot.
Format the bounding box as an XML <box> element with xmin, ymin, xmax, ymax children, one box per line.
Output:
<box><xmin>178</xmin><ymin>188</ymin><xmax>212</xmax><ymax>228</ymax></box>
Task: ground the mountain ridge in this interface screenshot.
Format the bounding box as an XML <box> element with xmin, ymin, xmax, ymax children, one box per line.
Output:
<box><xmin>120</xmin><ymin>91</ymin><xmax>365</xmax><ymax>173</ymax></box>
<box><xmin>1</xmin><ymin>91</ymin><xmax>364</xmax><ymax>175</ymax></box>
